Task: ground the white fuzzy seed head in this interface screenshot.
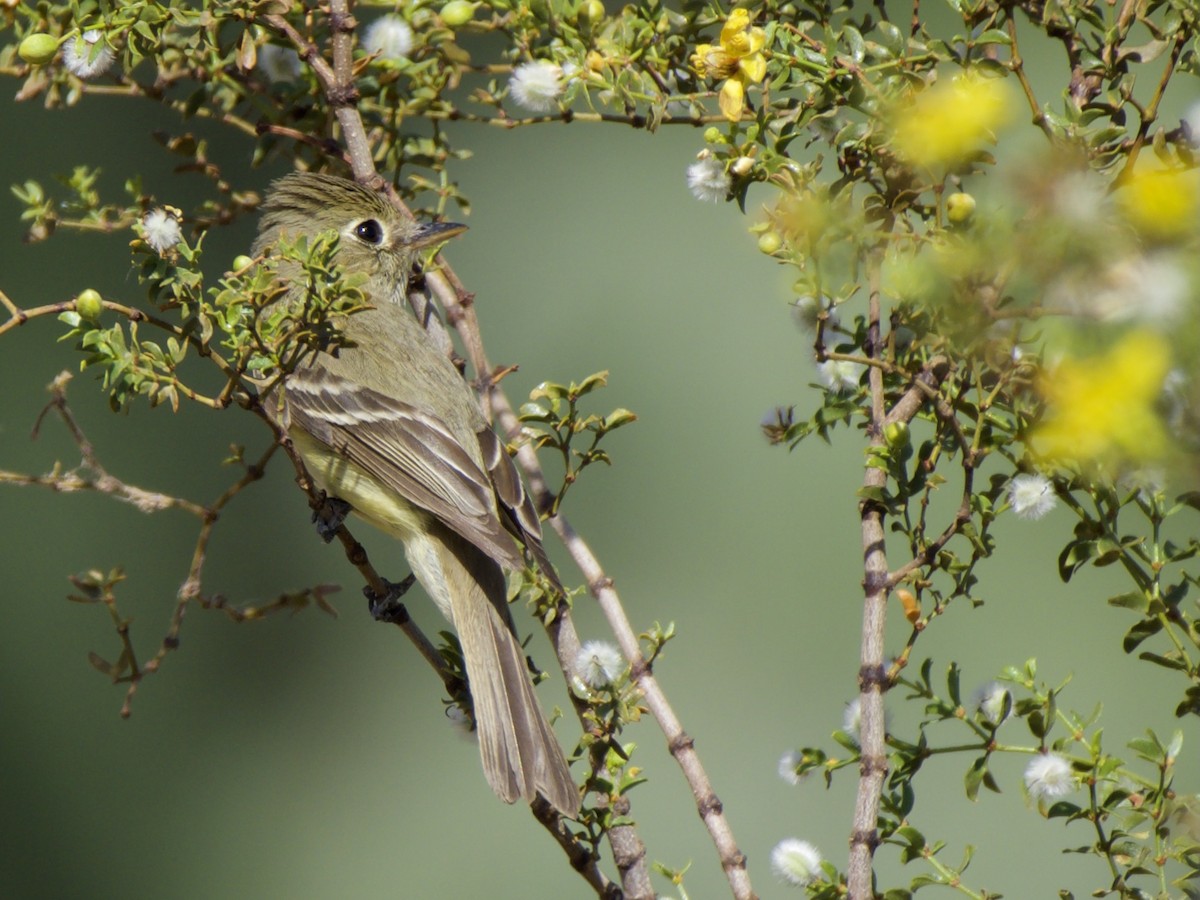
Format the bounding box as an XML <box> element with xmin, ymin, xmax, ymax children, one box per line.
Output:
<box><xmin>1187</xmin><ymin>101</ymin><xmax>1200</xmax><ymax>149</ymax></box>
<box><xmin>842</xmin><ymin>697</ymin><xmax>889</xmax><ymax>744</ymax></box>
<box><xmin>817</xmin><ymin>359</ymin><xmax>865</xmax><ymax>393</ymax></box>
<box><xmin>791</xmin><ymin>294</ymin><xmax>839</xmax><ymax>332</ymax></box>
<box><xmin>509</xmin><ymin>60</ymin><xmax>564</xmax><ymax>113</ymax></box>
<box><xmin>686</xmin><ymin>156</ymin><xmax>729</xmax><ymax>202</ymax></box>
<box><xmin>777</xmin><ymin>750</ymin><xmax>804</xmax><ymax>785</ymax></box>
<box><xmin>63</xmin><ymin>29</ymin><xmax>115</xmax><ymax>80</ymax></box>
<box><xmin>576</xmin><ymin>640</ymin><xmax>624</xmax><ymax>688</ymax></box>
<box><xmin>1094</xmin><ymin>253</ymin><xmax>1189</xmax><ymax>324</ymax></box>
<box><xmin>259</xmin><ymin>44</ymin><xmax>303</xmax><ymax>81</ymax></box>
<box><xmin>770</xmin><ymin>838</ymin><xmax>822</xmax><ymax>887</ymax></box>
<box><xmin>143</xmin><ymin>208</ymin><xmax>182</xmax><ymax>255</ymax></box>
<box><xmin>1024</xmin><ymin>752</ymin><xmax>1076</xmax><ymax>802</ymax></box>
<box><xmin>1009</xmin><ymin>473</ymin><xmax>1056</xmax><ymax>520</ymax></box>
<box><xmin>843</xmin><ymin>697</ymin><xmax>862</xmax><ymax>740</ymax></box>
<box><xmin>363</xmin><ymin>15</ymin><xmax>414</xmax><ymax>62</ymax></box>
<box><xmin>973</xmin><ymin>682</ymin><xmax>1011</xmax><ymax>726</ymax></box>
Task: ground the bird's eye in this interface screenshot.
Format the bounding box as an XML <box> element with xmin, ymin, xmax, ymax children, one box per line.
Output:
<box><xmin>354</xmin><ymin>219</ymin><xmax>384</xmax><ymax>244</ymax></box>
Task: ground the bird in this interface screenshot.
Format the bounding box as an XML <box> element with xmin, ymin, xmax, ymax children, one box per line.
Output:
<box><xmin>252</xmin><ymin>171</ymin><xmax>579</xmax><ymax>817</ymax></box>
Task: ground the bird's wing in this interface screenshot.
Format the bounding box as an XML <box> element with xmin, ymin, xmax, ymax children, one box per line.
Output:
<box><xmin>476</xmin><ymin>426</ymin><xmax>563</xmax><ymax>593</ymax></box>
<box><xmin>285</xmin><ymin>365</ymin><xmax>524</xmax><ymax>571</ymax></box>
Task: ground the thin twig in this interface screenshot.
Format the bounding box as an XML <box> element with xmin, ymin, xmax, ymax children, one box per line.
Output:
<box><xmin>14</xmin><ymin>372</ymin><xmax>208</xmax><ymax>518</ymax></box>
<box><xmin>12</xmin><ymin>373</ymin><xmax>312</xmax><ymax>716</ymax></box>
<box><xmin>1116</xmin><ymin>30</ymin><xmax>1185</xmax><ymax>182</ymax></box>
<box><xmin>531</xmin><ymin>799</ymin><xmax>624</xmax><ymax>898</ymax></box>
<box><xmin>263</xmin><ymin>6</ymin><xmax>645</xmax><ymax>895</ymax></box>
<box><xmin>1006</xmin><ymin>17</ymin><xmax>1053</xmax><ymax>140</ymax></box>
<box><xmin>425</xmin><ymin>251</ymin><xmax>752</xmax><ymax>896</ymax></box>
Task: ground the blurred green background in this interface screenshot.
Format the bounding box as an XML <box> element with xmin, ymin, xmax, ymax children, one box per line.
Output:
<box><xmin>2</xmin><ymin>32</ymin><xmax>1199</xmax><ymax>900</ymax></box>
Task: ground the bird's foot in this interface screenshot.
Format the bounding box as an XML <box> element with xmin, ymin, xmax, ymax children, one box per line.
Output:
<box><xmin>312</xmin><ymin>493</ymin><xmax>353</xmax><ymax>543</ymax></box>
<box><xmin>365</xmin><ymin>575</ymin><xmax>417</xmax><ymax>623</ymax></box>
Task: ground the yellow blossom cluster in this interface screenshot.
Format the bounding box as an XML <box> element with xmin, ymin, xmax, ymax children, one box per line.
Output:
<box><xmin>1117</xmin><ymin>168</ymin><xmax>1200</xmax><ymax>243</ymax></box>
<box><xmin>691</xmin><ymin>9</ymin><xmax>766</xmax><ymax>122</ymax></box>
<box><xmin>1033</xmin><ymin>331</ymin><xmax>1171</xmax><ymax>466</ymax></box>
<box><xmin>890</xmin><ymin>71</ymin><xmax>1011</xmax><ymax>168</ymax></box>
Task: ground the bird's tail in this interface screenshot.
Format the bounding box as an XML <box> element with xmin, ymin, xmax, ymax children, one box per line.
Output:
<box><xmin>438</xmin><ymin>532</ymin><xmax>580</xmax><ymax>817</ymax></box>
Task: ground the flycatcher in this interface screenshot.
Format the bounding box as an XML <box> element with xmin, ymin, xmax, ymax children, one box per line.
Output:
<box><xmin>253</xmin><ymin>172</ymin><xmax>579</xmax><ymax>817</ymax></box>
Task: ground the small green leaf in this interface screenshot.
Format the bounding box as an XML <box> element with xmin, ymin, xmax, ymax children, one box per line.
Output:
<box><xmin>946</xmin><ymin>661</ymin><xmax>962</xmax><ymax>706</ymax></box>
<box><xmin>1122</xmin><ymin>617</ymin><xmax>1163</xmax><ymax>653</ymax></box>
<box><xmin>601</xmin><ymin>408</ymin><xmax>637</xmax><ymax>430</ymax></box>
<box><xmin>974</xmin><ymin>28</ymin><xmax>1012</xmax><ymax>45</ymax></box>
<box><xmin>530</xmin><ymin>381</ymin><xmax>567</xmax><ymax>402</ymax></box>
<box><xmin>964</xmin><ymin>756</ymin><xmax>988</xmax><ymax>801</ymax></box>
<box><xmin>1107</xmin><ymin>591</ymin><xmax>1149</xmax><ymax>612</ymax></box>
<box><xmin>571</xmin><ymin>370</ymin><xmax>609</xmax><ymax>397</ymax></box>
<box><xmin>1137</xmin><ymin>650</ymin><xmax>1187</xmax><ymax>671</ymax></box>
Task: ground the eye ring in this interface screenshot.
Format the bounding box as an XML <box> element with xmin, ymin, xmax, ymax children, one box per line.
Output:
<box><xmin>354</xmin><ymin>219</ymin><xmax>384</xmax><ymax>245</ymax></box>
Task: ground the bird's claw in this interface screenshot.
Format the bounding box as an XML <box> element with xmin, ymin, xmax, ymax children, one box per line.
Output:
<box><xmin>366</xmin><ymin>575</ymin><xmax>417</xmax><ymax>623</ymax></box>
<box><xmin>312</xmin><ymin>493</ymin><xmax>353</xmax><ymax>543</ymax></box>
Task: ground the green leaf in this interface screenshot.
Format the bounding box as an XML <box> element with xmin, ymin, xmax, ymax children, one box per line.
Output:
<box><xmin>946</xmin><ymin>661</ymin><xmax>962</xmax><ymax>706</ymax></box>
<box><xmin>1127</xmin><ymin>734</ymin><xmax>1162</xmax><ymax>761</ymax></box>
<box><xmin>1058</xmin><ymin>539</ymin><xmax>1097</xmax><ymax>581</ymax></box>
<box><xmin>974</xmin><ymin>28</ymin><xmax>1012</xmax><ymax>45</ymax></box>
<box><xmin>571</xmin><ymin>370</ymin><xmax>609</xmax><ymax>397</ymax></box>
<box><xmin>1166</xmin><ymin>730</ymin><xmax>1184</xmax><ymax>760</ymax></box>
<box><xmin>1046</xmin><ymin>800</ymin><xmax>1083</xmax><ymax>819</ymax></box>
<box><xmin>1122</xmin><ymin>617</ymin><xmax>1163</xmax><ymax>653</ymax></box>
<box><xmin>876</xmin><ymin>21</ymin><xmax>904</xmax><ymax>55</ymax></box>
<box><xmin>1108</xmin><ymin>591</ymin><xmax>1149</xmax><ymax>612</ymax></box>
<box><xmin>1137</xmin><ymin>650</ymin><xmax>1187</xmax><ymax>671</ymax></box>
<box><xmin>530</xmin><ymin>381</ymin><xmax>567</xmax><ymax>402</ymax></box>
<box><xmin>842</xmin><ymin>25</ymin><xmax>866</xmax><ymax>63</ymax></box>
<box><xmin>831</xmin><ymin>730</ymin><xmax>861</xmax><ymax>753</ymax></box>
<box><xmin>1028</xmin><ymin>709</ymin><xmax>1048</xmax><ymax>739</ymax></box>
<box><xmin>601</xmin><ymin>408</ymin><xmax>638</xmax><ymax>431</ymax></box>
<box><xmin>964</xmin><ymin>756</ymin><xmax>988</xmax><ymax>801</ymax></box>
<box><xmin>517</xmin><ymin>402</ymin><xmax>552</xmax><ymax>422</ymax></box>
<box><xmin>1118</xmin><ymin>39</ymin><xmax>1172</xmax><ymax>63</ymax></box>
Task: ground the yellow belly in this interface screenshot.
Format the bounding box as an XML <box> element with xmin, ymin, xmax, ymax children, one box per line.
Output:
<box><xmin>289</xmin><ymin>428</ymin><xmax>429</xmax><ymax>543</ymax></box>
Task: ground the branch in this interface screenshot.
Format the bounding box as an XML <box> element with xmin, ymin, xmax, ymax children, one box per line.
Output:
<box><xmin>427</xmin><ymin>222</ymin><xmax>754</xmax><ymax>899</ymax></box>
<box><xmin>7</xmin><ymin>372</ymin><xmax>294</xmax><ymax>716</ymax></box>
<box><xmin>262</xmin><ymin>7</ymin><xmax>654</xmax><ymax>896</ymax></box>
<box><xmin>4</xmin><ymin>374</ymin><xmax>209</xmax><ymax>517</ymax></box>
<box><xmin>847</xmin><ymin>246</ymin><xmax>890</xmax><ymax>900</ymax></box>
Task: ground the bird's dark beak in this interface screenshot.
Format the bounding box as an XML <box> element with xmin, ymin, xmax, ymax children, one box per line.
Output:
<box><xmin>408</xmin><ymin>221</ymin><xmax>468</xmax><ymax>250</ymax></box>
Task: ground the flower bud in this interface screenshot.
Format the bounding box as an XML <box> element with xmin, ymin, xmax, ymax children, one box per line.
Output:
<box><xmin>232</xmin><ymin>255</ymin><xmax>254</xmax><ymax>272</ymax></box>
<box><xmin>76</xmin><ymin>288</ymin><xmax>103</xmax><ymax>322</ymax></box>
<box><xmin>946</xmin><ymin>191</ymin><xmax>976</xmax><ymax>223</ymax></box>
<box><xmin>896</xmin><ymin>588</ymin><xmax>920</xmax><ymax>624</ymax></box>
<box><xmin>579</xmin><ymin>0</ymin><xmax>605</xmax><ymax>25</ymax></box>
<box><xmin>757</xmin><ymin>231</ymin><xmax>782</xmax><ymax>255</ymax></box>
<box><xmin>703</xmin><ymin>126</ymin><xmax>723</xmax><ymax>144</ymax></box>
<box><xmin>440</xmin><ymin>0</ymin><xmax>477</xmax><ymax>28</ymax></box>
<box><xmin>19</xmin><ymin>33</ymin><xmax>60</xmax><ymax>66</ymax></box>
<box><xmin>883</xmin><ymin>420</ymin><xmax>910</xmax><ymax>449</ymax></box>
<box><xmin>730</xmin><ymin>156</ymin><xmax>756</xmax><ymax>177</ymax></box>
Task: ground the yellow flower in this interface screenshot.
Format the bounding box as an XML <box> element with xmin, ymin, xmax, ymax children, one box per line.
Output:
<box><xmin>1118</xmin><ymin>168</ymin><xmax>1200</xmax><ymax>243</ymax></box>
<box><xmin>770</xmin><ymin>189</ymin><xmax>831</xmax><ymax>247</ymax></box>
<box><xmin>691</xmin><ymin>8</ymin><xmax>767</xmax><ymax>122</ymax></box>
<box><xmin>891</xmin><ymin>71</ymin><xmax>1011</xmax><ymax>168</ymax></box>
<box><xmin>1033</xmin><ymin>331</ymin><xmax>1171</xmax><ymax>466</ymax></box>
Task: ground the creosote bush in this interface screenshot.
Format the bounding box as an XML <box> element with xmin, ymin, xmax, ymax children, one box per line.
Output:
<box><xmin>3</xmin><ymin>1</ymin><xmax>1200</xmax><ymax>898</ymax></box>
